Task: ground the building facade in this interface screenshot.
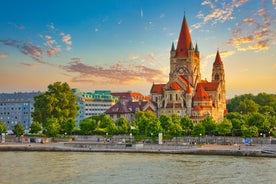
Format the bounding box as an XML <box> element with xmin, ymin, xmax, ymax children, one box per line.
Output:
<box><xmin>150</xmin><ymin>16</ymin><xmax>226</xmax><ymax>122</ymax></box>
<box><xmin>0</xmin><ymin>92</ymin><xmax>41</xmax><ymax>133</ymax></box>
<box><xmin>105</xmin><ymin>92</ymin><xmax>153</xmax><ymax>123</ymax></box>
<box><xmin>73</xmin><ymin>89</ymin><xmax>117</xmax><ymax>126</ymax></box>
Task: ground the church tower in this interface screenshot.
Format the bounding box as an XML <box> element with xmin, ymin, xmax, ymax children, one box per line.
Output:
<box><xmin>170</xmin><ymin>16</ymin><xmax>201</xmax><ymax>87</ymax></box>
<box><xmin>212</xmin><ymin>50</ymin><xmax>226</xmax><ymax>120</ymax></box>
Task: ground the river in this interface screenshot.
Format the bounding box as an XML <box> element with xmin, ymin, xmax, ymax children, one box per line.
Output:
<box><xmin>0</xmin><ymin>152</ymin><xmax>275</xmax><ymax>184</ymax></box>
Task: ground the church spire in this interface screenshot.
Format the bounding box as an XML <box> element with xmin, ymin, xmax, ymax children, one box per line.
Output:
<box><xmin>171</xmin><ymin>42</ymin><xmax>175</xmax><ymax>51</ymax></box>
<box><xmin>213</xmin><ymin>50</ymin><xmax>223</xmax><ymax>66</ymax></box>
<box><xmin>176</xmin><ymin>16</ymin><xmax>191</xmax><ymax>57</ymax></box>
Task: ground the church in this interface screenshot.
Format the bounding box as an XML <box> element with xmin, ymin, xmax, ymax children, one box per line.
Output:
<box><xmin>149</xmin><ymin>16</ymin><xmax>227</xmax><ymax>123</ymax></box>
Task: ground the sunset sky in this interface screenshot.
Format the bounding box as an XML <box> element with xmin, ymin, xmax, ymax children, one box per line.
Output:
<box><xmin>0</xmin><ymin>0</ymin><xmax>276</xmax><ymax>98</ymax></box>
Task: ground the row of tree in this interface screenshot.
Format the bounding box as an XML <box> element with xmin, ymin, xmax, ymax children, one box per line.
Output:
<box><xmin>1</xmin><ymin>82</ymin><xmax>275</xmax><ymax>140</ymax></box>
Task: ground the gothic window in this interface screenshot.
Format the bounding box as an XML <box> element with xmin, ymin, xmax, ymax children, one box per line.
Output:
<box><xmin>215</xmin><ymin>74</ymin><xmax>220</xmax><ymax>80</ymax></box>
<box><xmin>170</xmin><ymin>94</ymin><xmax>172</xmax><ymax>101</ymax></box>
<box><xmin>155</xmin><ymin>97</ymin><xmax>158</xmax><ymax>102</ymax></box>
<box><xmin>176</xmin><ymin>94</ymin><xmax>178</xmax><ymax>100</ymax></box>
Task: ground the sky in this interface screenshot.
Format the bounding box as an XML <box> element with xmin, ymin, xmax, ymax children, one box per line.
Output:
<box><xmin>0</xmin><ymin>0</ymin><xmax>276</xmax><ymax>98</ymax></box>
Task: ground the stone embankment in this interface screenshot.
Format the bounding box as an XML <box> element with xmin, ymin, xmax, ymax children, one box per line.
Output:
<box><xmin>1</xmin><ymin>142</ymin><xmax>276</xmax><ymax>157</ymax></box>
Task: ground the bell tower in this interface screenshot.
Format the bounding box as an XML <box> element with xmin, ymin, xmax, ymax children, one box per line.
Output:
<box><xmin>169</xmin><ymin>16</ymin><xmax>201</xmax><ymax>87</ymax></box>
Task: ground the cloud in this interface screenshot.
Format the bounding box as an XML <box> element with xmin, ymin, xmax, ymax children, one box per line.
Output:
<box><xmin>194</xmin><ymin>0</ymin><xmax>249</xmax><ymax>30</ymax></box>
<box><xmin>0</xmin><ymin>39</ymin><xmax>51</xmax><ymax>65</ymax></box>
<box><xmin>140</xmin><ymin>8</ymin><xmax>144</xmax><ymax>18</ymax></box>
<box><xmin>227</xmin><ymin>0</ymin><xmax>275</xmax><ymax>51</ymax></box>
<box><xmin>63</xmin><ymin>58</ymin><xmax>166</xmax><ymax>85</ymax></box>
<box><xmin>20</xmin><ymin>62</ymin><xmax>37</xmax><ymax>68</ymax></box>
<box><xmin>273</xmin><ymin>0</ymin><xmax>276</xmax><ymax>9</ymax></box>
<box><xmin>0</xmin><ymin>53</ymin><xmax>8</xmax><ymax>58</ymax></box>
<box><xmin>48</xmin><ymin>23</ymin><xmax>55</xmax><ymax>31</ymax></box>
<box><xmin>60</xmin><ymin>33</ymin><xmax>72</xmax><ymax>45</ymax></box>
<box><xmin>8</xmin><ymin>22</ymin><xmax>25</xmax><ymax>30</ymax></box>
<box><xmin>60</xmin><ymin>32</ymin><xmax>72</xmax><ymax>51</ymax></box>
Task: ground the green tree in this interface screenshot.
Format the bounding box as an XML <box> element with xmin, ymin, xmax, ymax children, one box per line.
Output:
<box><xmin>0</xmin><ymin>121</ymin><xmax>7</xmax><ymax>133</ymax></box>
<box><xmin>80</xmin><ymin>118</ymin><xmax>97</xmax><ymax>135</ymax></box>
<box><xmin>200</xmin><ymin>116</ymin><xmax>217</xmax><ymax>135</ymax></box>
<box><xmin>171</xmin><ymin>114</ymin><xmax>181</xmax><ymax>124</ymax></box>
<box><xmin>32</xmin><ymin>82</ymin><xmax>79</xmax><ymax>130</ymax></box>
<box><xmin>159</xmin><ymin>114</ymin><xmax>173</xmax><ymax>137</ymax></box>
<box><xmin>237</xmin><ymin>99</ymin><xmax>259</xmax><ymax>114</ymax></box>
<box><xmin>217</xmin><ymin>119</ymin><xmax>232</xmax><ymax>144</ymax></box>
<box><xmin>13</xmin><ymin>122</ymin><xmax>25</xmax><ymax>137</ymax></box>
<box><xmin>167</xmin><ymin>122</ymin><xmax>183</xmax><ymax>140</ymax></box>
<box><xmin>145</xmin><ymin>119</ymin><xmax>162</xmax><ymax>141</ymax></box>
<box><xmin>116</xmin><ymin>117</ymin><xmax>130</xmax><ymax>134</ymax></box>
<box><xmin>63</xmin><ymin>118</ymin><xmax>76</xmax><ymax>135</ymax></box>
<box><xmin>44</xmin><ymin>117</ymin><xmax>61</xmax><ymax>137</ymax></box>
<box><xmin>180</xmin><ymin>116</ymin><xmax>194</xmax><ymax>136</ymax></box>
<box><xmin>241</xmin><ymin>125</ymin><xmax>258</xmax><ymax>138</ymax></box>
<box><xmin>192</xmin><ymin>123</ymin><xmax>205</xmax><ymax>137</ymax></box>
<box><xmin>246</xmin><ymin>112</ymin><xmax>270</xmax><ymax>134</ymax></box>
<box><xmin>29</xmin><ymin>121</ymin><xmax>42</xmax><ymax>134</ymax></box>
<box><xmin>133</xmin><ymin>111</ymin><xmax>149</xmax><ymax>135</ymax></box>
<box><xmin>144</xmin><ymin>110</ymin><xmax>157</xmax><ymax>121</ymax></box>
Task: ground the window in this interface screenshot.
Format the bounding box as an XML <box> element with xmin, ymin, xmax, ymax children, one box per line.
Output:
<box><xmin>215</xmin><ymin>74</ymin><xmax>219</xmax><ymax>80</ymax></box>
<box><xmin>170</xmin><ymin>94</ymin><xmax>172</xmax><ymax>101</ymax></box>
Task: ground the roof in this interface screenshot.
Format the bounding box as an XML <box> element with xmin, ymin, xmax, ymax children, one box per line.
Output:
<box><xmin>186</xmin><ymin>84</ymin><xmax>192</xmax><ymax>93</ymax></box>
<box><xmin>166</xmin><ymin>82</ymin><xmax>183</xmax><ymax>90</ymax></box>
<box><xmin>176</xmin><ymin>16</ymin><xmax>192</xmax><ymax>57</ymax></box>
<box><xmin>193</xmin><ymin>85</ymin><xmax>211</xmax><ymax>101</ymax></box>
<box><xmin>197</xmin><ymin>81</ymin><xmax>219</xmax><ymax>91</ymax></box>
<box><xmin>105</xmin><ymin>101</ymin><xmax>148</xmax><ymax>114</ymax></box>
<box><xmin>0</xmin><ymin>92</ymin><xmax>41</xmax><ymax>100</ymax></box>
<box><xmin>111</xmin><ymin>92</ymin><xmax>148</xmax><ymax>101</ymax></box>
<box><xmin>213</xmin><ymin>50</ymin><xmax>223</xmax><ymax>66</ymax></box>
<box><xmin>150</xmin><ymin>84</ymin><xmax>165</xmax><ymax>94</ymax></box>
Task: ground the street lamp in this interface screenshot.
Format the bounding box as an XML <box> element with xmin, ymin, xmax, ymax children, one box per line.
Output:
<box><xmin>199</xmin><ymin>133</ymin><xmax>202</xmax><ymax>144</ymax></box>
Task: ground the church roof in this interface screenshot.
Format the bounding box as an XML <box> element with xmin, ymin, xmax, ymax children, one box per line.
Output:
<box><xmin>186</xmin><ymin>84</ymin><xmax>192</xmax><ymax>93</ymax></box>
<box><xmin>193</xmin><ymin>85</ymin><xmax>211</xmax><ymax>101</ymax></box>
<box><xmin>213</xmin><ymin>50</ymin><xmax>223</xmax><ymax>66</ymax></box>
<box><xmin>150</xmin><ymin>84</ymin><xmax>165</xmax><ymax>94</ymax></box>
<box><xmin>166</xmin><ymin>82</ymin><xmax>183</xmax><ymax>90</ymax></box>
<box><xmin>197</xmin><ymin>81</ymin><xmax>219</xmax><ymax>91</ymax></box>
<box><xmin>176</xmin><ymin>16</ymin><xmax>191</xmax><ymax>57</ymax></box>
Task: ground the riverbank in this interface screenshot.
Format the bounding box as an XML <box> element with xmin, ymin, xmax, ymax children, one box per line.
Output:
<box><xmin>1</xmin><ymin>142</ymin><xmax>276</xmax><ymax>157</ymax></box>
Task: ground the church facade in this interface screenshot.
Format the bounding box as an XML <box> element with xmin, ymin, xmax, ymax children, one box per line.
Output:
<box><xmin>149</xmin><ymin>16</ymin><xmax>227</xmax><ymax>123</ymax></box>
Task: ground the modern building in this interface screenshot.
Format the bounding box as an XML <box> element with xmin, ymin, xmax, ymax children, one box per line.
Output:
<box><xmin>73</xmin><ymin>89</ymin><xmax>117</xmax><ymax>126</ymax></box>
<box><xmin>150</xmin><ymin>16</ymin><xmax>227</xmax><ymax>122</ymax></box>
<box><xmin>0</xmin><ymin>92</ymin><xmax>41</xmax><ymax>133</ymax></box>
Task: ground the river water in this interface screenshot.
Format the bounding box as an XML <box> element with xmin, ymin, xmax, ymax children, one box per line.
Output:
<box><xmin>0</xmin><ymin>152</ymin><xmax>275</xmax><ymax>184</ymax></box>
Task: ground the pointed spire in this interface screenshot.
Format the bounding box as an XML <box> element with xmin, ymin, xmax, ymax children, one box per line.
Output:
<box><xmin>171</xmin><ymin>42</ymin><xmax>175</xmax><ymax>51</ymax></box>
<box><xmin>189</xmin><ymin>41</ymin><xmax>194</xmax><ymax>50</ymax></box>
<box><xmin>186</xmin><ymin>84</ymin><xmax>192</xmax><ymax>93</ymax></box>
<box><xmin>176</xmin><ymin>16</ymin><xmax>191</xmax><ymax>57</ymax></box>
<box><xmin>213</xmin><ymin>50</ymin><xmax>223</xmax><ymax>66</ymax></box>
<box><xmin>195</xmin><ymin>43</ymin><xmax>198</xmax><ymax>52</ymax></box>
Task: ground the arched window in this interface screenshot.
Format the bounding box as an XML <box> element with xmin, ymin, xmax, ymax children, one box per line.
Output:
<box><xmin>170</xmin><ymin>94</ymin><xmax>172</xmax><ymax>101</ymax></box>
<box><xmin>215</xmin><ymin>74</ymin><xmax>220</xmax><ymax>81</ymax></box>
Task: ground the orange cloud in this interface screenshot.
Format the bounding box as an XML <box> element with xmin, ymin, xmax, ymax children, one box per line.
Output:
<box><xmin>63</xmin><ymin>58</ymin><xmax>167</xmax><ymax>85</ymax></box>
<box><xmin>0</xmin><ymin>53</ymin><xmax>8</xmax><ymax>58</ymax></box>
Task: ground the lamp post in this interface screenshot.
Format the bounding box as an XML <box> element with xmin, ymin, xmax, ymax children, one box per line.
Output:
<box><xmin>260</xmin><ymin>133</ymin><xmax>262</xmax><ymax>149</ymax></box>
<box><xmin>199</xmin><ymin>133</ymin><xmax>202</xmax><ymax>144</ymax></box>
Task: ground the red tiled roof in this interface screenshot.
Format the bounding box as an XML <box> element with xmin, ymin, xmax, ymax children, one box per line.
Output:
<box><xmin>111</xmin><ymin>92</ymin><xmax>149</xmax><ymax>101</ymax></box>
<box><xmin>193</xmin><ymin>105</ymin><xmax>202</xmax><ymax>111</ymax></box>
<box><xmin>193</xmin><ymin>105</ymin><xmax>212</xmax><ymax>111</ymax></box>
<box><xmin>186</xmin><ymin>84</ymin><xmax>192</xmax><ymax>93</ymax></box>
<box><xmin>197</xmin><ymin>81</ymin><xmax>219</xmax><ymax>91</ymax></box>
<box><xmin>166</xmin><ymin>82</ymin><xmax>183</xmax><ymax>90</ymax></box>
<box><xmin>150</xmin><ymin>84</ymin><xmax>165</xmax><ymax>94</ymax></box>
<box><xmin>176</xmin><ymin>16</ymin><xmax>192</xmax><ymax>57</ymax></box>
<box><xmin>213</xmin><ymin>50</ymin><xmax>223</xmax><ymax>66</ymax></box>
<box><xmin>193</xmin><ymin>85</ymin><xmax>211</xmax><ymax>101</ymax></box>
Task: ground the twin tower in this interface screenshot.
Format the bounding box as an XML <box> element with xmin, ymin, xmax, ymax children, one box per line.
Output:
<box><xmin>150</xmin><ymin>16</ymin><xmax>226</xmax><ymax>122</ymax></box>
